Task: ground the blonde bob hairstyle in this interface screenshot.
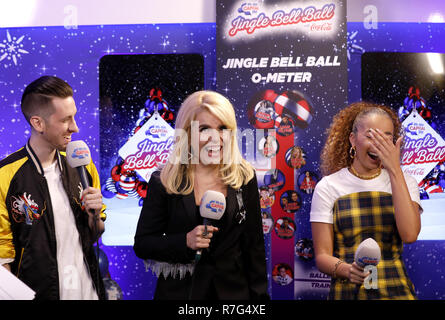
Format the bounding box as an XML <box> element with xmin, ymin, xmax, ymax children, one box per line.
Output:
<box><xmin>160</xmin><ymin>90</ymin><xmax>255</xmax><ymax>195</ymax></box>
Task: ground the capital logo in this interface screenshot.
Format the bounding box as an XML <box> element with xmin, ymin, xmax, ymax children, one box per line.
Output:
<box><xmin>146</xmin><ymin>125</ymin><xmax>168</xmax><ymax>138</ymax></box>
<box><xmin>206</xmin><ymin>200</ymin><xmax>225</xmax><ymax>213</ymax></box>
<box><xmin>358</xmin><ymin>256</ymin><xmax>379</xmax><ymax>266</ymax></box>
<box><xmin>406</xmin><ymin>122</ymin><xmax>426</xmax><ymax>136</ymax></box>
<box><xmin>237</xmin><ymin>2</ymin><xmax>259</xmax><ymax>16</ymax></box>
<box><xmin>72</xmin><ymin>147</ymin><xmax>90</xmax><ymax>159</ymax></box>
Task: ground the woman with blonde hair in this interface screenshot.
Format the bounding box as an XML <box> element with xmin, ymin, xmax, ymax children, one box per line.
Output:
<box><xmin>134</xmin><ymin>90</ymin><xmax>268</xmax><ymax>300</ymax></box>
<box><xmin>310</xmin><ymin>101</ymin><xmax>422</xmax><ymax>300</ymax></box>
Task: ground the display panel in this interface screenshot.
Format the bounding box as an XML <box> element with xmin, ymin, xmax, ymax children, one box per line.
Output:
<box><xmin>99</xmin><ymin>53</ymin><xmax>204</xmax><ymax>246</ymax></box>
<box><xmin>362</xmin><ymin>52</ymin><xmax>445</xmax><ymax>240</ymax></box>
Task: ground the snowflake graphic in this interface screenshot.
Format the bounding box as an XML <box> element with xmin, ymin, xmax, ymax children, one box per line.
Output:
<box><xmin>0</xmin><ymin>30</ymin><xmax>29</xmax><ymax>66</ymax></box>
<box><xmin>347</xmin><ymin>30</ymin><xmax>365</xmax><ymax>61</ymax></box>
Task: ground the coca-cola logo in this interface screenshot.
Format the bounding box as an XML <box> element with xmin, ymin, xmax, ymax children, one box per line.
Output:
<box><xmin>310</xmin><ymin>22</ymin><xmax>332</xmax><ymax>31</ymax></box>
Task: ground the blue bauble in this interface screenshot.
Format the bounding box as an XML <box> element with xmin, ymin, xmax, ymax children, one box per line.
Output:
<box><xmin>114</xmin><ymin>181</ymin><xmax>127</xmax><ymax>194</ymax></box>
<box><xmin>101</xmin><ymin>184</ymin><xmax>115</xmax><ymax>199</ymax></box>
<box><xmin>94</xmin><ymin>248</ymin><xmax>110</xmax><ymax>278</ymax></box>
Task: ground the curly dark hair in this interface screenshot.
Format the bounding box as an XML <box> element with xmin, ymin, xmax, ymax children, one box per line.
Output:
<box><xmin>320</xmin><ymin>101</ymin><xmax>402</xmax><ymax>176</ymax></box>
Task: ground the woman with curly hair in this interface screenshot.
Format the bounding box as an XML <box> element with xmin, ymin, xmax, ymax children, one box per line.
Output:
<box><xmin>310</xmin><ymin>101</ymin><xmax>422</xmax><ymax>300</ymax></box>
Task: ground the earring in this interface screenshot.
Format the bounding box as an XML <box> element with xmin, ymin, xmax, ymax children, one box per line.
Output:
<box><xmin>349</xmin><ymin>146</ymin><xmax>356</xmax><ymax>159</ymax></box>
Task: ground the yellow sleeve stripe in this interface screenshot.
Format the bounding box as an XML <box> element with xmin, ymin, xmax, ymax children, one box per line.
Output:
<box><xmin>59</xmin><ymin>151</ymin><xmax>107</xmax><ymax>221</ymax></box>
<box><xmin>0</xmin><ymin>157</ymin><xmax>28</xmax><ymax>260</ymax></box>
<box><xmin>86</xmin><ymin>160</ymin><xmax>107</xmax><ymax>221</ymax></box>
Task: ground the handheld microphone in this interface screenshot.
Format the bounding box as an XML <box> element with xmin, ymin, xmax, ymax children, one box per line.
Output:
<box><xmin>66</xmin><ymin>140</ymin><xmax>91</xmax><ymax>190</ymax></box>
<box><xmin>66</xmin><ymin>140</ymin><xmax>101</xmax><ymax>291</ymax></box>
<box><xmin>354</xmin><ymin>238</ymin><xmax>381</xmax><ymax>299</ymax></box>
<box><xmin>354</xmin><ymin>238</ymin><xmax>381</xmax><ymax>268</ymax></box>
<box><xmin>195</xmin><ymin>190</ymin><xmax>226</xmax><ymax>261</ymax></box>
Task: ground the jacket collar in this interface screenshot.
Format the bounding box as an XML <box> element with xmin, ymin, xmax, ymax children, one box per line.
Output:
<box><xmin>183</xmin><ymin>192</ymin><xmax>197</xmax><ymax>223</ymax></box>
<box><xmin>225</xmin><ymin>186</ymin><xmax>237</xmax><ymax>224</ymax></box>
<box><xmin>26</xmin><ymin>139</ymin><xmax>64</xmax><ymax>175</ymax></box>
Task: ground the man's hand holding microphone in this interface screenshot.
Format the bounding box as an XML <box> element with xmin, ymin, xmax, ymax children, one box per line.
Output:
<box><xmin>66</xmin><ymin>141</ymin><xmax>105</xmax><ymax>238</ymax></box>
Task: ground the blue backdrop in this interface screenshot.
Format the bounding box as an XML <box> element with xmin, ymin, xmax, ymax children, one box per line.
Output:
<box><xmin>0</xmin><ymin>20</ymin><xmax>443</xmax><ymax>299</ymax></box>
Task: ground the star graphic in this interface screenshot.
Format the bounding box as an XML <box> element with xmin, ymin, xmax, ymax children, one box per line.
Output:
<box><xmin>0</xmin><ymin>30</ymin><xmax>29</xmax><ymax>66</ymax></box>
<box><xmin>347</xmin><ymin>30</ymin><xmax>365</xmax><ymax>61</ymax></box>
<box><xmin>160</xmin><ymin>38</ymin><xmax>170</xmax><ymax>49</ymax></box>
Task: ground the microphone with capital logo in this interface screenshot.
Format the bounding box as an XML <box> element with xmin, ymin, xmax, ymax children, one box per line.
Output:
<box><xmin>195</xmin><ymin>190</ymin><xmax>226</xmax><ymax>262</ymax></box>
<box><xmin>66</xmin><ymin>140</ymin><xmax>92</xmax><ymax>191</ymax></box>
<box><xmin>66</xmin><ymin>140</ymin><xmax>103</xmax><ymax>286</ymax></box>
<box><xmin>354</xmin><ymin>238</ymin><xmax>381</xmax><ymax>299</ymax></box>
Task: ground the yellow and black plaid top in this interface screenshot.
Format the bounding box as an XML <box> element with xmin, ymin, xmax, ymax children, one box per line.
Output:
<box><xmin>329</xmin><ymin>191</ymin><xmax>416</xmax><ymax>300</ymax></box>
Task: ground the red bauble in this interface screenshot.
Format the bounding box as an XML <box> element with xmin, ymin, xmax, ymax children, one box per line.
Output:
<box><xmin>136</xmin><ymin>181</ymin><xmax>148</xmax><ymax>198</ymax></box>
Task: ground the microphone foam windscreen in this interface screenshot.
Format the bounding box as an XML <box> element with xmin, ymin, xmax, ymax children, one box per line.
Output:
<box><xmin>200</xmin><ymin>190</ymin><xmax>226</xmax><ymax>220</ymax></box>
<box><xmin>354</xmin><ymin>238</ymin><xmax>381</xmax><ymax>267</ymax></box>
<box><xmin>66</xmin><ymin>140</ymin><xmax>91</xmax><ymax>168</ymax></box>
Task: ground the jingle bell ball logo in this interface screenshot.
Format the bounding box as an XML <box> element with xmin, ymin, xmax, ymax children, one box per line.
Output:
<box><xmin>401</xmin><ymin>111</ymin><xmax>445</xmax><ymax>183</ymax></box>
<box><xmin>226</xmin><ymin>1</ymin><xmax>339</xmax><ymax>40</ymax></box>
<box><xmin>118</xmin><ymin>115</ymin><xmax>175</xmax><ymax>181</ymax></box>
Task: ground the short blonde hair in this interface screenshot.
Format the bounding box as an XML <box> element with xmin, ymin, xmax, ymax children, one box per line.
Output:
<box><xmin>160</xmin><ymin>90</ymin><xmax>255</xmax><ymax>194</ymax></box>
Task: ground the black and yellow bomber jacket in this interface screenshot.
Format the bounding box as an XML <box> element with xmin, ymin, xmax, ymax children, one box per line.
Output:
<box><xmin>0</xmin><ymin>140</ymin><xmax>106</xmax><ymax>300</ymax></box>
